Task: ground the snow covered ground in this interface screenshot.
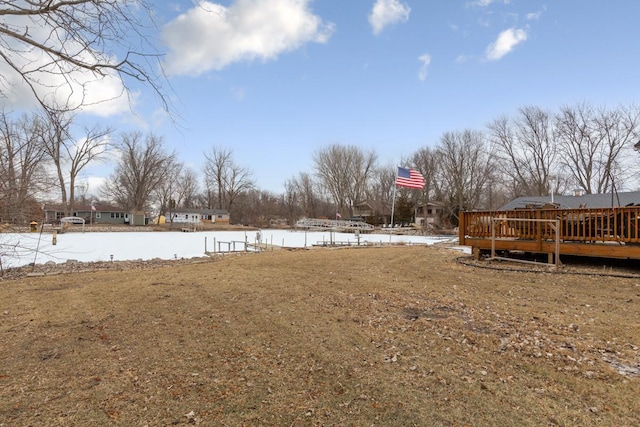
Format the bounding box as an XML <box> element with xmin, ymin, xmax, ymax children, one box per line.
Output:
<box><xmin>0</xmin><ymin>230</ymin><xmax>460</xmax><ymax>268</ymax></box>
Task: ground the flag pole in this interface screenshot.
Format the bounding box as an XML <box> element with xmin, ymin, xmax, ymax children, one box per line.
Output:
<box><xmin>390</xmin><ymin>167</ymin><xmax>398</xmax><ymax>229</ymax></box>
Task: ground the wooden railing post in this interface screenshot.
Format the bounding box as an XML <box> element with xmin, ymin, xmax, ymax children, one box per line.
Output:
<box><xmin>459</xmin><ymin>211</ymin><xmax>466</xmax><ymax>246</ymax></box>
<box><xmin>535</xmin><ymin>209</ymin><xmax>542</xmax><ymax>251</ymax></box>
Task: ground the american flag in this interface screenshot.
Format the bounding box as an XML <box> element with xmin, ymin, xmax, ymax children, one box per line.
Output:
<box><xmin>395</xmin><ymin>167</ymin><xmax>425</xmax><ymax>189</ymax></box>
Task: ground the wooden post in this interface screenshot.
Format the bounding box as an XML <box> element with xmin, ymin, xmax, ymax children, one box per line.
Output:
<box><xmin>458</xmin><ymin>211</ymin><xmax>466</xmax><ymax>246</ymax></box>
<box><xmin>491</xmin><ymin>216</ymin><xmax>496</xmax><ymax>259</ymax></box>
<box><xmin>535</xmin><ymin>209</ymin><xmax>542</xmax><ymax>251</ymax></box>
<box><xmin>555</xmin><ymin>219</ymin><xmax>561</xmax><ymax>267</ymax></box>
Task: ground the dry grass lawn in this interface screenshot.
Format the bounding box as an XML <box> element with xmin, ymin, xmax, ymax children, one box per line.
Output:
<box><xmin>1</xmin><ymin>245</ymin><xmax>640</xmax><ymax>426</ymax></box>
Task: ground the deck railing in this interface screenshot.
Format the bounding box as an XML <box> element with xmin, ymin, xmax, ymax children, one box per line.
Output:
<box><xmin>460</xmin><ymin>206</ymin><xmax>640</xmax><ymax>244</ymax></box>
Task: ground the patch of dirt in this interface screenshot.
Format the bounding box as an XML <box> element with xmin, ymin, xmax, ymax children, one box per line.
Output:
<box><xmin>1</xmin><ymin>245</ymin><xmax>640</xmax><ymax>426</ymax></box>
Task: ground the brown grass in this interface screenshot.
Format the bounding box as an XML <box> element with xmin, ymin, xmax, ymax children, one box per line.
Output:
<box><xmin>1</xmin><ymin>245</ymin><xmax>640</xmax><ymax>426</ymax></box>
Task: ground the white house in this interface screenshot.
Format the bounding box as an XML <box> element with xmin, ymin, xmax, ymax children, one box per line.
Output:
<box><xmin>168</xmin><ymin>208</ymin><xmax>230</xmax><ymax>224</ymax></box>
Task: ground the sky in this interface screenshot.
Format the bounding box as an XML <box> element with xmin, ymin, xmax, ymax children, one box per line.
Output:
<box><xmin>4</xmin><ymin>0</ymin><xmax>640</xmax><ymax>196</ymax></box>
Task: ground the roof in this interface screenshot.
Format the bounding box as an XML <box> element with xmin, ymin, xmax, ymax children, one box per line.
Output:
<box><xmin>499</xmin><ymin>191</ymin><xmax>640</xmax><ymax>211</ymax></box>
<box><xmin>171</xmin><ymin>208</ymin><xmax>230</xmax><ymax>215</ymax></box>
<box><xmin>354</xmin><ymin>199</ymin><xmax>390</xmax><ymax>214</ymax></box>
<box><xmin>417</xmin><ymin>201</ymin><xmax>445</xmax><ymax>208</ymax></box>
<box><xmin>44</xmin><ymin>203</ymin><xmax>128</xmax><ymax>212</ymax></box>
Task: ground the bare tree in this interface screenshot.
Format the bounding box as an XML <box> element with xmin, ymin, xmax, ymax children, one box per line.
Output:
<box><xmin>40</xmin><ymin>111</ymin><xmax>112</xmax><ymax>216</ymax></box>
<box><xmin>412</xmin><ymin>147</ymin><xmax>439</xmax><ymax>204</ymax></box>
<box><xmin>487</xmin><ymin>106</ymin><xmax>557</xmax><ymax>198</ymax></box>
<box><xmin>366</xmin><ymin>164</ymin><xmax>396</xmax><ymax>204</ymax></box>
<box><xmin>236</xmin><ymin>189</ymin><xmax>281</xmax><ymax>227</ymax></box>
<box><xmin>283</xmin><ymin>178</ymin><xmax>301</xmax><ymax>227</ymax></box>
<box><xmin>0</xmin><ymin>111</ymin><xmax>51</xmax><ymax>223</ymax></box>
<box><xmin>0</xmin><ymin>1</ymin><xmax>169</xmax><ymax>114</ymax></box>
<box><xmin>203</xmin><ymin>146</ymin><xmax>253</xmax><ymax>214</ymax></box>
<box><xmin>224</xmin><ymin>162</ymin><xmax>254</xmax><ymax>216</ymax></box>
<box><xmin>175</xmin><ymin>167</ymin><xmax>200</xmax><ymax>209</ymax></box>
<box><xmin>203</xmin><ymin>147</ymin><xmax>232</xmax><ymax>210</ymax></box>
<box><xmin>290</xmin><ymin>172</ymin><xmax>320</xmax><ymax>218</ymax></box>
<box><xmin>154</xmin><ymin>164</ymin><xmax>200</xmax><ymax>224</ymax></box>
<box><xmin>313</xmin><ymin>144</ymin><xmax>377</xmax><ymax>217</ymax></box>
<box><xmin>102</xmin><ymin>132</ymin><xmax>175</xmax><ymax>211</ymax></box>
<box><xmin>555</xmin><ymin>102</ymin><xmax>640</xmax><ymax>194</ymax></box>
<box><xmin>435</xmin><ymin>129</ymin><xmax>496</xmax><ymax>223</ymax></box>
<box><xmin>151</xmin><ymin>160</ymin><xmax>183</xmax><ymax>221</ymax></box>
<box><xmin>73</xmin><ymin>180</ymin><xmax>90</xmax><ymax>204</ymax></box>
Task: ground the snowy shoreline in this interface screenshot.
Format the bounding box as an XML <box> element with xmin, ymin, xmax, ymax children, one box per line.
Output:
<box><xmin>0</xmin><ymin>230</ymin><xmax>457</xmax><ymax>268</ymax></box>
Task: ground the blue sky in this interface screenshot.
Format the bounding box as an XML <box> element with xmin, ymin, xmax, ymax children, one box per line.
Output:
<box><xmin>6</xmin><ymin>0</ymin><xmax>640</xmax><ymax>195</ymax></box>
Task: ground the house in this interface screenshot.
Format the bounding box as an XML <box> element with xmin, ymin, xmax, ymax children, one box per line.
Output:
<box><xmin>167</xmin><ymin>208</ymin><xmax>230</xmax><ymax>224</ymax></box>
<box><xmin>498</xmin><ymin>190</ymin><xmax>640</xmax><ymax>211</ymax></box>
<box><xmin>414</xmin><ymin>201</ymin><xmax>445</xmax><ymax>227</ymax></box>
<box><xmin>43</xmin><ymin>203</ymin><xmax>131</xmax><ymax>225</ymax></box>
<box><xmin>352</xmin><ymin>200</ymin><xmax>390</xmax><ymax>225</ymax></box>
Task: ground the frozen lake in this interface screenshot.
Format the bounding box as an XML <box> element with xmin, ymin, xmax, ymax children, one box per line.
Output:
<box><xmin>0</xmin><ymin>229</ymin><xmax>459</xmax><ymax>268</ymax></box>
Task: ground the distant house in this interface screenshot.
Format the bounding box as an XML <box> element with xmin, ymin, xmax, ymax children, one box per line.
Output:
<box><xmin>168</xmin><ymin>208</ymin><xmax>230</xmax><ymax>224</ymax></box>
<box><xmin>499</xmin><ymin>191</ymin><xmax>640</xmax><ymax>211</ymax></box>
<box><xmin>43</xmin><ymin>203</ymin><xmax>130</xmax><ymax>225</ymax></box>
<box><xmin>352</xmin><ymin>200</ymin><xmax>390</xmax><ymax>225</ymax></box>
<box><xmin>415</xmin><ymin>201</ymin><xmax>445</xmax><ymax>227</ymax></box>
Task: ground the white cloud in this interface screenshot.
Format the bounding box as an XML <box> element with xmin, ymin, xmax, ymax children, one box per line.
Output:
<box><xmin>418</xmin><ymin>54</ymin><xmax>431</xmax><ymax>81</ymax></box>
<box><xmin>485</xmin><ymin>28</ymin><xmax>527</xmax><ymax>60</ymax></box>
<box><xmin>86</xmin><ymin>176</ymin><xmax>107</xmax><ymax>195</ymax></box>
<box><xmin>0</xmin><ymin>15</ymin><xmax>131</xmax><ymax>116</ymax></box>
<box><xmin>230</xmin><ymin>86</ymin><xmax>247</xmax><ymax>101</ymax></box>
<box><xmin>162</xmin><ymin>0</ymin><xmax>334</xmax><ymax>76</ymax></box>
<box><xmin>470</xmin><ymin>0</ymin><xmax>510</xmax><ymax>6</ymax></box>
<box><xmin>527</xmin><ymin>6</ymin><xmax>546</xmax><ymax>20</ymax></box>
<box><xmin>368</xmin><ymin>0</ymin><xmax>411</xmax><ymax>35</ymax></box>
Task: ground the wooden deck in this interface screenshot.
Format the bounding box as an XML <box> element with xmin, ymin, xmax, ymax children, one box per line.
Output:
<box><xmin>459</xmin><ymin>206</ymin><xmax>640</xmax><ymax>262</ymax></box>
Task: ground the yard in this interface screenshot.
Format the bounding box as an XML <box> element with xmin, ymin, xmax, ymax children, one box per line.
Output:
<box><xmin>1</xmin><ymin>245</ymin><xmax>639</xmax><ymax>426</ymax></box>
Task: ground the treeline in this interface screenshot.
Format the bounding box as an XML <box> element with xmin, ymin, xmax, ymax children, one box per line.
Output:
<box><xmin>1</xmin><ymin>102</ymin><xmax>639</xmax><ymax>227</ymax></box>
<box><xmin>289</xmin><ymin>102</ymin><xmax>640</xmax><ymax>226</ymax></box>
